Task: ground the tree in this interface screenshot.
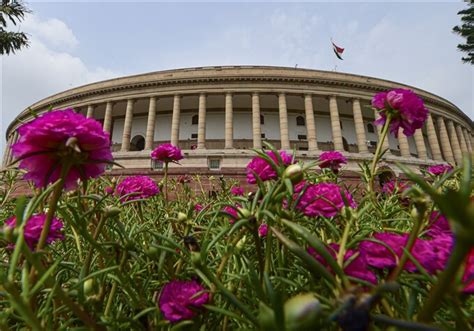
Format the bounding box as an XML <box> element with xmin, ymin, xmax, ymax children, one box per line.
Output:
<box><xmin>453</xmin><ymin>2</ymin><xmax>474</xmax><ymax>65</ymax></box>
<box><xmin>0</xmin><ymin>0</ymin><xmax>30</xmax><ymax>55</ymax></box>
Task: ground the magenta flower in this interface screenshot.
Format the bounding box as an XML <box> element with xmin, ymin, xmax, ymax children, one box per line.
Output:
<box><xmin>177</xmin><ymin>175</ymin><xmax>191</xmax><ymax>184</ymax></box>
<box><xmin>11</xmin><ymin>109</ymin><xmax>112</xmax><ymax>190</ymax></box>
<box><xmin>231</xmin><ymin>186</ymin><xmax>244</xmax><ymax>196</ymax></box>
<box><xmin>158</xmin><ymin>280</ymin><xmax>209</xmax><ymax>322</ymax></box>
<box><xmin>294</xmin><ymin>182</ymin><xmax>356</xmax><ymax>218</ymax></box>
<box><xmin>427</xmin><ymin>164</ymin><xmax>453</xmax><ymax>176</ymax></box>
<box><xmin>4</xmin><ymin>214</ymin><xmax>64</xmax><ymax>250</ymax></box>
<box><xmin>318</xmin><ymin>151</ymin><xmax>347</xmax><ymax>173</ymax></box>
<box><xmin>308</xmin><ymin>243</ymin><xmax>377</xmax><ymax>284</ymax></box>
<box><xmin>258</xmin><ymin>223</ymin><xmax>268</xmax><ymax>237</ymax></box>
<box><xmin>151</xmin><ymin>143</ymin><xmax>183</xmax><ymax>163</ymax></box>
<box><xmin>382</xmin><ymin>180</ymin><xmax>409</xmax><ymax>195</ymax></box>
<box><xmin>426</xmin><ymin>211</ymin><xmax>451</xmax><ymax>238</ymax></box>
<box><xmin>246</xmin><ymin>150</ymin><xmax>294</xmax><ymax>184</ymax></box>
<box><xmin>462</xmin><ymin>248</ymin><xmax>474</xmax><ymax>294</ymax></box>
<box><xmin>105</xmin><ymin>186</ymin><xmax>114</xmax><ymax>195</ymax></box>
<box><xmin>222</xmin><ymin>205</ymin><xmax>239</xmax><ymax>224</ymax></box>
<box><xmin>115</xmin><ymin>176</ymin><xmax>160</xmax><ymax>201</ymax></box>
<box><xmin>372</xmin><ymin>88</ymin><xmax>428</xmax><ymax>137</ymax></box>
<box><xmin>194</xmin><ymin>204</ymin><xmax>204</xmax><ymax>212</ymax></box>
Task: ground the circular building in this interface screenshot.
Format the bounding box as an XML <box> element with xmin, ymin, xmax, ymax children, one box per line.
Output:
<box><xmin>3</xmin><ymin>66</ymin><xmax>473</xmax><ymax>182</ymax></box>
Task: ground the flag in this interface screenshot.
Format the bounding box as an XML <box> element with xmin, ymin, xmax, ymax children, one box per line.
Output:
<box><xmin>332</xmin><ymin>40</ymin><xmax>344</xmax><ymax>60</ymax></box>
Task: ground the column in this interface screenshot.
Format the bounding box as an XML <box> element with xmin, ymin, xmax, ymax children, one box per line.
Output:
<box><xmin>278</xmin><ymin>93</ymin><xmax>290</xmax><ymax>150</ymax></box>
<box><xmin>456</xmin><ymin>124</ymin><xmax>468</xmax><ymax>154</ymax></box>
<box><xmin>373</xmin><ymin>109</ymin><xmax>391</xmax><ymax>154</ymax></box>
<box><xmin>398</xmin><ymin>132</ymin><xmax>411</xmax><ymax>158</ymax></box>
<box><xmin>447</xmin><ymin>120</ymin><xmax>462</xmax><ymax>164</ymax></box>
<box><xmin>352</xmin><ymin>98</ymin><xmax>368</xmax><ymax>153</ymax></box>
<box><xmin>426</xmin><ymin>113</ymin><xmax>442</xmax><ymax>161</ymax></box>
<box><xmin>2</xmin><ymin>135</ymin><xmax>12</xmax><ymax>167</ymax></box>
<box><xmin>463</xmin><ymin>128</ymin><xmax>472</xmax><ymax>152</ymax></box>
<box><xmin>121</xmin><ymin>99</ymin><xmax>134</xmax><ymax>152</ymax></box>
<box><xmin>170</xmin><ymin>95</ymin><xmax>181</xmax><ymax>147</ymax></box>
<box><xmin>413</xmin><ymin>129</ymin><xmax>427</xmax><ymax>159</ymax></box>
<box><xmin>437</xmin><ymin>116</ymin><xmax>455</xmax><ymax>164</ymax></box>
<box><xmin>103</xmin><ymin>101</ymin><xmax>114</xmax><ymax>134</ymax></box>
<box><xmin>252</xmin><ymin>93</ymin><xmax>262</xmax><ymax>149</ymax></box>
<box><xmin>197</xmin><ymin>93</ymin><xmax>206</xmax><ymax>149</ymax></box>
<box><xmin>304</xmin><ymin>94</ymin><xmax>318</xmax><ymax>152</ymax></box>
<box><xmin>329</xmin><ymin>96</ymin><xmax>343</xmax><ymax>151</ymax></box>
<box><xmin>86</xmin><ymin>105</ymin><xmax>95</xmax><ymax>119</ymax></box>
<box><xmin>145</xmin><ymin>96</ymin><xmax>157</xmax><ymax>150</ymax></box>
<box><xmin>225</xmin><ymin>93</ymin><xmax>233</xmax><ymax>149</ymax></box>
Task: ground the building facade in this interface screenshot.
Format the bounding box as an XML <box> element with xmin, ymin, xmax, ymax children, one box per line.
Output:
<box><xmin>3</xmin><ymin>66</ymin><xmax>473</xmax><ymax>179</ymax></box>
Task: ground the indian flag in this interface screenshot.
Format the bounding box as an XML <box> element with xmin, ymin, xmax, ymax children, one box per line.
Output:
<box><xmin>332</xmin><ymin>40</ymin><xmax>344</xmax><ymax>60</ymax></box>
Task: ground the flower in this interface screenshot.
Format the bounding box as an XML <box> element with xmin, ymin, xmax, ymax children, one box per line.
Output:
<box><xmin>372</xmin><ymin>88</ymin><xmax>428</xmax><ymax>137</ymax></box>
<box><xmin>177</xmin><ymin>175</ymin><xmax>191</xmax><ymax>184</ymax></box>
<box><xmin>115</xmin><ymin>176</ymin><xmax>159</xmax><ymax>201</ymax></box>
<box><xmin>426</xmin><ymin>211</ymin><xmax>451</xmax><ymax>238</ymax></box>
<box><xmin>4</xmin><ymin>214</ymin><xmax>64</xmax><ymax>250</ymax></box>
<box><xmin>222</xmin><ymin>205</ymin><xmax>239</xmax><ymax>224</ymax></box>
<box><xmin>246</xmin><ymin>150</ymin><xmax>294</xmax><ymax>184</ymax></box>
<box><xmin>427</xmin><ymin>164</ymin><xmax>453</xmax><ymax>176</ymax></box>
<box><xmin>258</xmin><ymin>223</ymin><xmax>268</xmax><ymax>237</ymax></box>
<box><xmin>105</xmin><ymin>186</ymin><xmax>114</xmax><ymax>195</ymax></box>
<box><xmin>11</xmin><ymin>109</ymin><xmax>112</xmax><ymax>190</ymax></box>
<box><xmin>158</xmin><ymin>280</ymin><xmax>209</xmax><ymax>322</ymax></box>
<box><xmin>308</xmin><ymin>243</ymin><xmax>377</xmax><ymax>284</ymax></box>
<box><xmin>194</xmin><ymin>204</ymin><xmax>204</xmax><ymax>212</ymax></box>
<box><xmin>294</xmin><ymin>182</ymin><xmax>356</xmax><ymax>218</ymax></box>
<box><xmin>318</xmin><ymin>151</ymin><xmax>347</xmax><ymax>173</ymax></box>
<box><xmin>151</xmin><ymin>143</ymin><xmax>183</xmax><ymax>163</ymax></box>
<box><xmin>462</xmin><ymin>248</ymin><xmax>474</xmax><ymax>294</ymax></box>
<box><xmin>231</xmin><ymin>186</ymin><xmax>244</xmax><ymax>196</ymax></box>
<box><xmin>382</xmin><ymin>180</ymin><xmax>410</xmax><ymax>195</ymax></box>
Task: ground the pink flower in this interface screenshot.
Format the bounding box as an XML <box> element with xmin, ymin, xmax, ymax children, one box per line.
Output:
<box><xmin>105</xmin><ymin>186</ymin><xmax>114</xmax><ymax>195</ymax></box>
<box><xmin>294</xmin><ymin>182</ymin><xmax>357</xmax><ymax>218</ymax></box>
<box><xmin>372</xmin><ymin>89</ymin><xmax>428</xmax><ymax>137</ymax></box>
<box><xmin>462</xmin><ymin>249</ymin><xmax>474</xmax><ymax>294</ymax></box>
<box><xmin>382</xmin><ymin>180</ymin><xmax>409</xmax><ymax>195</ymax></box>
<box><xmin>158</xmin><ymin>280</ymin><xmax>209</xmax><ymax>322</ymax></box>
<box><xmin>427</xmin><ymin>164</ymin><xmax>453</xmax><ymax>176</ymax></box>
<box><xmin>222</xmin><ymin>205</ymin><xmax>239</xmax><ymax>224</ymax></box>
<box><xmin>177</xmin><ymin>175</ymin><xmax>191</xmax><ymax>184</ymax></box>
<box><xmin>318</xmin><ymin>151</ymin><xmax>347</xmax><ymax>173</ymax></box>
<box><xmin>426</xmin><ymin>211</ymin><xmax>451</xmax><ymax>238</ymax></box>
<box><xmin>151</xmin><ymin>143</ymin><xmax>183</xmax><ymax>163</ymax></box>
<box><xmin>258</xmin><ymin>223</ymin><xmax>268</xmax><ymax>237</ymax></box>
<box><xmin>231</xmin><ymin>186</ymin><xmax>244</xmax><ymax>196</ymax></box>
<box><xmin>4</xmin><ymin>214</ymin><xmax>64</xmax><ymax>250</ymax></box>
<box><xmin>115</xmin><ymin>176</ymin><xmax>159</xmax><ymax>201</ymax></box>
<box><xmin>194</xmin><ymin>204</ymin><xmax>204</xmax><ymax>212</ymax></box>
<box><xmin>308</xmin><ymin>244</ymin><xmax>377</xmax><ymax>284</ymax></box>
<box><xmin>11</xmin><ymin>109</ymin><xmax>112</xmax><ymax>190</ymax></box>
<box><xmin>246</xmin><ymin>151</ymin><xmax>294</xmax><ymax>184</ymax></box>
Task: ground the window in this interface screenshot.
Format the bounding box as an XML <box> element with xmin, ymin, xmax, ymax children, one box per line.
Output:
<box><xmin>261</xmin><ymin>133</ymin><xmax>266</xmax><ymax>139</ymax></box>
<box><xmin>209</xmin><ymin>159</ymin><xmax>221</xmax><ymax>170</ymax></box>
<box><xmin>151</xmin><ymin>159</ymin><xmax>163</xmax><ymax>170</ymax></box>
<box><xmin>260</xmin><ymin>114</ymin><xmax>265</xmax><ymax>125</ymax></box>
<box><xmin>192</xmin><ymin>114</ymin><xmax>199</xmax><ymax>125</ymax></box>
<box><xmin>298</xmin><ymin>134</ymin><xmax>307</xmax><ymax>140</ymax></box>
<box><xmin>191</xmin><ymin>133</ymin><xmax>198</xmax><ymax>139</ymax></box>
<box><xmin>367</xmin><ymin>123</ymin><xmax>375</xmax><ymax>133</ymax></box>
<box><xmin>296</xmin><ymin>116</ymin><xmax>305</xmax><ymax>126</ymax></box>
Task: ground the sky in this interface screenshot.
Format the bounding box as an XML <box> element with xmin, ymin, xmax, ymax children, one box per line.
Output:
<box><xmin>1</xmin><ymin>0</ymin><xmax>473</xmax><ymax>156</ymax></box>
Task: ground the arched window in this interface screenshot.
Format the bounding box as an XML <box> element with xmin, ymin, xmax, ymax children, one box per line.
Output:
<box><xmin>260</xmin><ymin>114</ymin><xmax>265</xmax><ymax>125</ymax></box>
<box><xmin>130</xmin><ymin>135</ymin><xmax>145</xmax><ymax>151</ymax></box>
<box><xmin>367</xmin><ymin>123</ymin><xmax>375</xmax><ymax>133</ymax></box>
<box><xmin>296</xmin><ymin>116</ymin><xmax>305</xmax><ymax>126</ymax></box>
<box><xmin>192</xmin><ymin>115</ymin><xmax>199</xmax><ymax>125</ymax></box>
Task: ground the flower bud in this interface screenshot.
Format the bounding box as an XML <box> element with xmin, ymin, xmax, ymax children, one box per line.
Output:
<box><xmin>104</xmin><ymin>206</ymin><xmax>121</xmax><ymax>218</ymax></box>
<box><xmin>191</xmin><ymin>251</ymin><xmax>202</xmax><ymax>267</ymax></box>
<box><xmin>236</xmin><ymin>235</ymin><xmax>247</xmax><ymax>252</ymax></box>
<box><xmin>83</xmin><ymin>278</ymin><xmax>96</xmax><ymax>297</ymax></box>
<box><xmin>258</xmin><ymin>302</ymin><xmax>277</xmax><ymax>331</ymax></box>
<box><xmin>282</xmin><ymin>164</ymin><xmax>303</xmax><ymax>184</ymax></box>
<box><xmin>177</xmin><ymin>212</ymin><xmax>188</xmax><ymax>222</ymax></box>
<box><xmin>237</xmin><ymin>208</ymin><xmax>252</xmax><ymax>219</ymax></box>
<box><xmin>284</xmin><ymin>293</ymin><xmax>322</xmax><ymax>331</ymax></box>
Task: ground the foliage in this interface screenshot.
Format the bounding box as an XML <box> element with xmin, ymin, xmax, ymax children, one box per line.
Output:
<box><xmin>0</xmin><ymin>0</ymin><xmax>30</xmax><ymax>55</ymax></box>
<box><xmin>453</xmin><ymin>2</ymin><xmax>474</xmax><ymax>64</ymax></box>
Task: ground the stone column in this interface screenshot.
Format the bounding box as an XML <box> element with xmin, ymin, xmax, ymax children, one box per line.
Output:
<box><xmin>86</xmin><ymin>105</ymin><xmax>95</xmax><ymax>119</ymax></box>
<box><xmin>437</xmin><ymin>116</ymin><xmax>455</xmax><ymax>164</ymax></box>
<box><xmin>121</xmin><ymin>99</ymin><xmax>135</xmax><ymax>152</ymax></box>
<box><xmin>352</xmin><ymin>98</ymin><xmax>368</xmax><ymax>153</ymax></box>
<box><xmin>304</xmin><ymin>94</ymin><xmax>318</xmax><ymax>152</ymax></box>
<box><xmin>170</xmin><ymin>95</ymin><xmax>181</xmax><ymax>147</ymax></box>
<box><xmin>413</xmin><ymin>129</ymin><xmax>427</xmax><ymax>159</ymax></box>
<box><xmin>145</xmin><ymin>96</ymin><xmax>157</xmax><ymax>150</ymax></box>
<box><xmin>373</xmin><ymin>109</ymin><xmax>391</xmax><ymax>154</ymax></box>
<box><xmin>398</xmin><ymin>132</ymin><xmax>411</xmax><ymax>158</ymax></box>
<box><xmin>252</xmin><ymin>93</ymin><xmax>262</xmax><ymax>149</ymax></box>
<box><xmin>103</xmin><ymin>101</ymin><xmax>114</xmax><ymax>134</ymax></box>
<box><xmin>2</xmin><ymin>135</ymin><xmax>12</xmax><ymax>167</ymax></box>
<box><xmin>456</xmin><ymin>124</ymin><xmax>468</xmax><ymax>154</ymax></box>
<box><xmin>329</xmin><ymin>96</ymin><xmax>343</xmax><ymax>151</ymax></box>
<box><xmin>225</xmin><ymin>93</ymin><xmax>233</xmax><ymax>149</ymax></box>
<box><xmin>278</xmin><ymin>93</ymin><xmax>290</xmax><ymax>150</ymax></box>
<box><xmin>426</xmin><ymin>114</ymin><xmax>442</xmax><ymax>161</ymax></box>
<box><xmin>197</xmin><ymin>93</ymin><xmax>206</xmax><ymax>150</ymax></box>
<box><xmin>463</xmin><ymin>128</ymin><xmax>472</xmax><ymax>152</ymax></box>
<box><xmin>447</xmin><ymin>120</ymin><xmax>462</xmax><ymax>164</ymax></box>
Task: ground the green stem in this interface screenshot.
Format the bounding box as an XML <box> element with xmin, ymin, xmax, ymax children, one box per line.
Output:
<box><xmin>104</xmin><ymin>251</ymin><xmax>128</xmax><ymax>317</ymax></box>
<box><xmin>368</xmin><ymin>115</ymin><xmax>392</xmax><ymax>193</ymax></box>
<box><xmin>164</xmin><ymin>161</ymin><xmax>169</xmax><ymax>202</ymax></box>
<box><xmin>336</xmin><ymin>215</ymin><xmax>352</xmax><ymax>289</ymax></box>
<box><xmin>81</xmin><ymin>214</ymin><xmax>108</xmax><ymax>277</ymax></box>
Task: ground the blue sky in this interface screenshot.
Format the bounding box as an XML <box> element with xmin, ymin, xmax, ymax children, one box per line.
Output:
<box><xmin>1</xmin><ymin>1</ymin><xmax>473</xmax><ymax>155</ymax></box>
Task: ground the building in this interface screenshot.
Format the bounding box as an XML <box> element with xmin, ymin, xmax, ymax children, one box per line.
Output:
<box><xmin>2</xmin><ymin>66</ymin><xmax>473</xmax><ymax>184</ymax></box>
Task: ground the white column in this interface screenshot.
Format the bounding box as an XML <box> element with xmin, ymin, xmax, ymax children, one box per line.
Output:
<box><xmin>145</xmin><ymin>96</ymin><xmax>157</xmax><ymax>150</ymax></box>
<box><xmin>437</xmin><ymin>116</ymin><xmax>455</xmax><ymax>164</ymax></box>
<box><xmin>2</xmin><ymin>135</ymin><xmax>12</xmax><ymax>167</ymax></box>
<box><xmin>252</xmin><ymin>93</ymin><xmax>262</xmax><ymax>149</ymax></box>
<box><xmin>398</xmin><ymin>132</ymin><xmax>411</xmax><ymax>158</ymax></box>
<box><xmin>447</xmin><ymin>120</ymin><xmax>462</xmax><ymax>164</ymax></box>
<box><xmin>426</xmin><ymin>113</ymin><xmax>442</xmax><ymax>161</ymax></box>
<box><xmin>121</xmin><ymin>99</ymin><xmax>135</xmax><ymax>152</ymax></box>
<box><xmin>86</xmin><ymin>105</ymin><xmax>95</xmax><ymax>119</ymax></box>
<box><xmin>304</xmin><ymin>94</ymin><xmax>318</xmax><ymax>152</ymax></box>
<box><xmin>413</xmin><ymin>129</ymin><xmax>427</xmax><ymax>159</ymax></box>
<box><xmin>170</xmin><ymin>95</ymin><xmax>181</xmax><ymax>147</ymax></box>
<box><xmin>456</xmin><ymin>124</ymin><xmax>468</xmax><ymax>154</ymax></box>
<box><xmin>373</xmin><ymin>109</ymin><xmax>391</xmax><ymax>154</ymax></box>
<box><xmin>103</xmin><ymin>101</ymin><xmax>114</xmax><ymax>134</ymax></box>
<box><xmin>197</xmin><ymin>93</ymin><xmax>206</xmax><ymax>150</ymax></box>
<box><xmin>463</xmin><ymin>128</ymin><xmax>472</xmax><ymax>152</ymax></box>
<box><xmin>329</xmin><ymin>96</ymin><xmax>344</xmax><ymax>151</ymax></box>
<box><xmin>352</xmin><ymin>98</ymin><xmax>368</xmax><ymax>153</ymax></box>
<box><xmin>225</xmin><ymin>93</ymin><xmax>233</xmax><ymax>149</ymax></box>
<box><xmin>278</xmin><ymin>93</ymin><xmax>290</xmax><ymax>150</ymax></box>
